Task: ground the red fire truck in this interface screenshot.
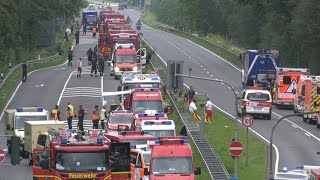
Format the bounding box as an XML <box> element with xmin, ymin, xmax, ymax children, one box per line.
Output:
<box><xmin>144</xmin><ymin>136</ymin><xmax>201</xmax><ymax>179</ymax></box>
<box><xmin>106</xmin><ymin>110</ymin><xmax>134</xmax><ymax>131</ymax></box>
<box><xmin>33</xmin><ymin>129</ymin><xmax>131</xmax><ymax>180</ymax></box>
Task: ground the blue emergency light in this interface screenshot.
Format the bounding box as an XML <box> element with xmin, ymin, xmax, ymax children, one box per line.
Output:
<box><xmin>144</xmin><ymin>121</ymin><xmax>153</xmax><ymax>125</ymax></box>
<box><xmin>61</xmin><ymin>138</ymin><xmax>67</xmax><ymax>145</ymax></box>
<box><xmin>152</xmin><ymin>84</ymin><xmax>158</xmax><ymax>88</ymax></box>
<box><xmin>295</xmin><ymin>165</ymin><xmax>304</xmax><ymax>170</ymax></box>
<box><xmin>158</xmin><ymin>112</ymin><xmax>165</xmax><ymax>117</ymax></box>
<box><xmin>151</xmin><ymin>77</ymin><xmax>159</xmax><ymax>81</ymax></box>
<box><xmin>16</xmin><ymin>107</ymin><xmax>23</xmax><ymax>112</ymax></box>
<box><xmin>163</xmin><ymin>121</ymin><xmax>172</xmax><ymax>125</ymax></box>
<box><xmin>140</xmin><ymin>147</ymin><xmax>147</xmax><ymax>151</ymax></box>
<box><xmin>131</xmin><ymin>145</ymin><xmax>136</xmax><ymax>149</ymax></box>
<box><xmin>37</xmin><ymin>107</ymin><xmax>44</xmax><ymax>112</ymax></box>
<box><xmin>283</xmin><ymin>166</ymin><xmax>288</xmax><ymax>172</ymax></box>
<box><xmin>183</xmin><ymin>136</ymin><xmax>188</xmax><ymax>144</ymax></box>
<box><xmin>118</xmin><ymin>132</ymin><xmax>127</xmax><ymax>136</ymax></box>
<box><xmin>125</xmin><ymin>77</ymin><xmax>132</xmax><ymax>81</ymax></box>
<box><xmin>97</xmin><ymin>137</ymin><xmax>103</xmax><ymax>144</ymax></box>
<box><xmin>155</xmin><ymin>137</ymin><xmax>160</xmax><ymax>144</ymax></box>
<box><xmin>153</xmin><ymin>88</ymin><xmax>159</xmax><ymax>91</ymax></box>
<box><xmin>135</xmin><ymin>88</ymin><xmax>142</xmax><ymax>92</ymax></box>
<box><xmin>138</xmin><ymin>113</ymin><xmax>146</xmax><ymax>117</ymax></box>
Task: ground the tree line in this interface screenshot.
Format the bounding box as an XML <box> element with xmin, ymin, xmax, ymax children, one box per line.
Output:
<box><xmin>150</xmin><ymin>0</ymin><xmax>320</xmax><ymax>73</ymax></box>
<box><xmin>0</xmin><ymin>0</ymin><xmax>88</xmax><ymax>73</ymax></box>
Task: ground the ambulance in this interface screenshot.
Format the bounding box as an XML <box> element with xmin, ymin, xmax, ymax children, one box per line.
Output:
<box><xmin>274</xmin><ymin>67</ymin><xmax>310</xmax><ymax>108</ymax></box>
<box><xmin>141</xmin><ymin>120</ymin><xmax>176</xmax><ymax>137</ymax></box>
<box><xmin>133</xmin><ymin>111</ymin><xmax>168</xmax><ymax>131</ymax></box>
<box><xmin>293</xmin><ymin>75</ymin><xmax>312</xmax><ymax>113</ymax></box>
<box><xmin>130</xmin><ymin>144</ymin><xmax>151</xmax><ymax>180</ymax></box>
<box><xmin>119</xmin><ymin>72</ymin><xmax>161</xmax><ymax>91</ymax></box>
<box><xmin>302</xmin><ymin>76</ymin><xmax>320</xmax><ymax>125</ymax></box>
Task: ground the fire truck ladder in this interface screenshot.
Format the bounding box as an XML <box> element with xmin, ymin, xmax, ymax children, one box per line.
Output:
<box><xmin>149</xmin><ymin>46</ymin><xmax>230</xmax><ymax>180</ymax></box>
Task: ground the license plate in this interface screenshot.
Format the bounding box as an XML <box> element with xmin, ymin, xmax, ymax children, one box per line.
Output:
<box><xmin>254</xmin><ymin>107</ymin><xmax>262</xmax><ymax>110</ymax></box>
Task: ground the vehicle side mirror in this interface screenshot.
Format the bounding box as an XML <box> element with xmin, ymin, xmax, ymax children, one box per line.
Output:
<box><xmin>144</xmin><ymin>167</ymin><xmax>150</xmax><ymax>175</ymax></box>
<box><xmin>117</xmin><ymin>86</ymin><xmax>122</xmax><ymax>91</ymax></box>
<box><xmin>135</xmin><ymin>164</ymin><xmax>142</xmax><ymax>168</ymax></box>
<box><xmin>164</xmin><ymin>106</ymin><xmax>173</xmax><ymax>115</ymax></box>
<box><xmin>195</xmin><ymin>167</ymin><xmax>201</xmax><ymax>175</ymax></box>
<box><xmin>6</xmin><ymin>125</ymin><xmax>10</xmax><ymax>131</ymax></box>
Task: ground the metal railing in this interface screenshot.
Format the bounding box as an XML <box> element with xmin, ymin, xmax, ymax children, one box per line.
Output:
<box><xmin>0</xmin><ymin>40</ymin><xmax>66</xmax><ymax>90</ymax></box>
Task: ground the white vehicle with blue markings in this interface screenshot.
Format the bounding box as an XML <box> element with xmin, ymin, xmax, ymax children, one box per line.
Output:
<box><xmin>119</xmin><ymin>72</ymin><xmax>161</xmax><ymax>91</ymax></box>
<box><xmin>141</xmin><ymin>120</ymin><xmax>176</xmax><ymax>137</ymax></box>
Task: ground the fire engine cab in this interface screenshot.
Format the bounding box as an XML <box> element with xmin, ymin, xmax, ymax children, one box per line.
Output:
<box><xmin>110</xmin><ymin>43</ymin><xmax>141</xmax><ymax>79</ymax></box>
<box><xmin>106</xmin><ymin>110</ymin><xmax>134</xmax><ymax>131</ymax></box>
<box><xmin>144</xmin><ymin>136</ymin><xmax>201</xmax><ymax>179</ymax></box>
<box><xmin>141</xmin><ymin>120</ymin><xmax>176</xmax><ymax>137</ymax></box>
<box><xmin>274</xmin><ymin>67</ymin><xmax>310</xmax><ymax>108</ymax></box>
<box><xmin>33</xmin><ymin>129</ymin><xmax>131</xmax><ymax>180</ymax></box>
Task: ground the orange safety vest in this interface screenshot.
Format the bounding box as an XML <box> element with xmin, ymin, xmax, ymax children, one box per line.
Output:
<box><xmin>91</xmin><ymin>109</ymin><xmax>100</xmax><ymax>120</ymax></box>
<box><xmin>51</xmin><ymin>109</ymin><xmax>59</xmax><ymax>120</ymax></box>
<box><xmin>92</xmin><ymin>28</ymin><xmax>97</xmax><ymax>33</ymax></box>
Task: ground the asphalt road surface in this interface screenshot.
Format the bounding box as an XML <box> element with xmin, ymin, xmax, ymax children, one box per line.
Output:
<box><xmin>121</xmin><ymin>8</ymin><xmax>320</xmax><ymax>170</ymax></box>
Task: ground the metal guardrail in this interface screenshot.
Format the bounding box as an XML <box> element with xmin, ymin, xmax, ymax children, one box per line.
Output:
<box><xmin>0</xmin><ymin>40</ymin><xmax>66</xmax><ymax>90</ymax></box>
<box><xmin>146</xmin><ymin>40</ymin><xmax>230</xmax><ymax>179</ymax></box>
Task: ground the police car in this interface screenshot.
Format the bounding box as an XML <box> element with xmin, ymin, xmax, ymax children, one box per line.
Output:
<box><xmin>237</xmin><ymin>87</ymin><xmax>272</xmax><ymax>119</ymax></box>
<box><xmin>274</xmin><ymin>166</ymin><xmax>309</xmax><ymax>180</ymax></box>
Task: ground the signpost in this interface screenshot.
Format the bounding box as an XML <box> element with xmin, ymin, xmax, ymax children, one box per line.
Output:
<box><xmin>241</xmin><ymin>115</ymin><xmax>254</xmax><ymax>166</ymax></box>
<box><xmin>229</xmin><ymin>141</ymin><xmax>244</xmax><ymax>157</ymax></box>
<box><xmin>0</xmin><ymin>148</ymin><xmax>5</xmax><ymax>163</ymax></box>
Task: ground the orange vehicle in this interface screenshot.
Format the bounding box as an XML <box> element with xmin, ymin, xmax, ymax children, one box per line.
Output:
<box><xmin>274</xmin><ymin>67</ymin><xmax>310</xmax><ymax>108</ymax></box>
<box><xmin>302</xmin><ymin>76</ymin><xmax>320</xmax><ymax>124</ymax></box>
<box><xmin>130</xmin><ymin>145</ymin><xmax>151</xmax><ymax>180</ymax></box>
<box><xmin>293</xmin><ymin>75</ymin><xmax>312</xmax><ymax>113</ymax></box>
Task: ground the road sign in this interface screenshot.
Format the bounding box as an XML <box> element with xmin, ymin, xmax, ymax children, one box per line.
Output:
<box><xmin>241</xmin><ymin>115</ymin><xmax>254</xmax><ymax>127</ymax></box>
<box><xmin>136</xmin><ymin>19</ymin><xmax>142</xmax><ymax>26</ymax></box>
<box><xmin>0</xmin><ymin>148</ymin><xmax>5</xmax><ymax>163</ymax></box>
<box><xmin>229</xmin><ymin>141</ymin><xmax>244</xmax><ymax>157</ymax></box>
<box><xmin>136</xmin><ymin>25</ymin><xmax>141</xmax><ymax>31</ymax></box>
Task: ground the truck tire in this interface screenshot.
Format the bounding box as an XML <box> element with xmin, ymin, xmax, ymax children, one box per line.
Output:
<box><xmin>115</xmin><ymin>75</ymin><xmax>118</xmax><ymax>80</ymax></box>
<box><xmin>266</xmin><ymin>113</ymin><xmax>272</xmax><ymax>120</ymax></box>
<box><xmin>308</xmin><ymin>119</ymin><xmax>314</xmax><ymax>124</ymax></box>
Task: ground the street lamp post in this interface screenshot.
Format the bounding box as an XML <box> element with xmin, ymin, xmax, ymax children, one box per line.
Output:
<box><xmin>176</xmin><ymin>69</ymin><xmax>240</xmax><ymax>177</ymax></box>
<box><xmin>269</xmin><ymin>111</ymin><xmax>319</xmax><ymax>179</ymax></box>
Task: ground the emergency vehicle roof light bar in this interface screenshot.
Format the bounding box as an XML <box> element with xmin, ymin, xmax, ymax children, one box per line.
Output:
<box><xmin>154</xmin><ymin>136</ymin><xmax>188</xmax><ymax>144</ymax></box>
<box><xmin>144</xmin><ymin>121</ymin><xmax>172</xmax><ymax>125</ymax></box>
<box><xmin>16</xmin><ymin>107</ymin><xmax>44</xmax><ymax>112</ymax></box>
<box><xmin>124</xmin><ymin>77</ymin><xmax>132</xmax><ymax>81</ymax></box>
<box><xmin>135</xmin><ymin>88</ymin><xmax>159</xmax><ymax>92</ymax></box>
<box><xmin>118</xmin><ymin>131</ymin><xmax>146</xmax><ymax>136</ymax></box>
<box><xmin>138</xmin><ymin>112</ymin><xmax>165</xmax><ymax>117</ymax></box>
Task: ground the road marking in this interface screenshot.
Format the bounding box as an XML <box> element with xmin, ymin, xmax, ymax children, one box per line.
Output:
<box><xmin>207</xmin><ymin>71</ymin><xmax>209</xmax><ymax>74</ymax></box>
<box><xmin>305</xmin><ymin>133</ymin><xmax>311</xmax><ymax>137</ymax></box>
<box><xmin>57</xmin><ymin>69</ymin><xmax>76</xmax><ymax>105</ymax></box>
<box><xmin>200</xmin><ymin>66</ymin><xmax>203</xmax><ymax>68</ymax></box>
<box><xmin>204</xmin><ymin>68</ymin><xmax>206</xmax><ymax>71</ymax></box>
<box><xmin>221</xmin><ymin>82</ymin><xmax>224</xmax><ymax>85</ymax></box>
<box><xmin>0</xmin><ymin>59</ymin><xmax>69</xmax><ymax>121</ymax></box>
<box><xmin>228</xmin><ymin>87</ymin><xmax>231</xmax><ymax>89</ymax></box>
<box><xmin>41</xmin><ymin>84</ymin><xmax>44</xmax><ymax>87</ymax></box>
<box><xmin>211</xmin><ymin>75</ymin><xmax>213</xmax><ymax>77</ymax></box>
<box><xmin>292</xmin><ymin>124</ymin><xmax>298</xmax><ymax>128</ymax></box>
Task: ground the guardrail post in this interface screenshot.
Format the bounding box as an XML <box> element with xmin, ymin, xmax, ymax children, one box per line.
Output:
<box><xmin>8</xmin><ymin>63</ymin><xmax>11</xmax><ymax>69</ymax></box>
<box><xmin>0</xmin><ymin>73</ymin><xmax>3</xmax><ymax>80</ymax></box>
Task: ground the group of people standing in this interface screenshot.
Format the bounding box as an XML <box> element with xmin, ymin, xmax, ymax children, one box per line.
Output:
<box><xmin>87</xmin><ymin>45</ymin><xmax>105</xmax><ymax>77</ymax></box>
<box><xmin>50</xmin><ymin>103</ymin><xmax>107</xmax><ymax>132</ymax></box>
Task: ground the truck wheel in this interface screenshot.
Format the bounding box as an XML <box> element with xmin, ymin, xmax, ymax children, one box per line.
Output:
<box><xmin>110</xmin><ymin>72</ymin><xmax>113</xmax><ymax>76</ymax></box>
<box><xmin>308</xmin><ymin>119</ymin><xmax>313</xmax><ymax>124</ymax></box>
<box><xmin>266</xmin><ymin>113</ymin><xmax>271</xmax><ymax>120</ymax></box>
<box><xmin>115</xmin><ymin>75</ymin><xmax>118</xmax><ymax>80</ymax></box>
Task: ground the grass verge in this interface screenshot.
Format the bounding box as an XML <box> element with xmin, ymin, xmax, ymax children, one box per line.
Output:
<box><xmin>140</xmin><ymin>25</ymin><xmax>267</xmax><ymax>179</ymax></box>
<box><xmin>0</xmin><ymin>35</ymin><xmax>75</xmax><ymax>111</ymax></box>
<box><xmin>141</xmin><ymin>12</ymin><xmax>243</xmax><ymax>69</ymax></box>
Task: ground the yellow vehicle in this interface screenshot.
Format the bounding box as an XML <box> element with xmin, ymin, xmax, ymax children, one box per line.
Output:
<box><xmin>5</xmin><ymin>107</ymin><xmax>49</xmax><ymax>157</ymax></box>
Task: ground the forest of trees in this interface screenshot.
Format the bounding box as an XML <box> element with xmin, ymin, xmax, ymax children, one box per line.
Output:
<box><xmin>150</xmin><ymin>0</ymin><xmax>320</xmax><ymax>73</ymax></box>
<box><xmin>0</xmin><ymin>0</ymin><xmax>88</xmax><ymax>70</ymax></box>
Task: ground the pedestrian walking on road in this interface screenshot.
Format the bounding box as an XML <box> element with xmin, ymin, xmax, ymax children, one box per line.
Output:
<box><xmin>205</xmin><ymin>97</ymin><xmax>214</xmax><ymax>124</ymax></box>
<box><xmin>51</xmin><ymin>105</ymin><xmax>61</xmax><ymax>121</ymax></box>
<box><xmin>65</xmin><ymin>107</ymin><xmax>73</xmax><ymax>129</ymax></box>
<box><xmin>22</xmin><ymin>61</ymin><xmax>27</xmax><ymax>82</ymax></box>
<box><xmin>87</xmin><ymin>48</ymin><xmax>94</xmax><ymax>65</ymax></box>
<box><xmin>77</xmin><ymin>105</ymin><xmax>85</xmax><ymax>132</ymax></box>
<box><xmin>98</xmin><ymin>53</ymin><xmax>105</xmax><ymax>76</ymax></box>
<box><xmin>188</xmin><ymin>86</ymin><xmax>196</xmax><ymax>104</ymax></box>
<box><xmin>91</xmin><ymin>57</ymin><xmax>98</xmax><ymax>77</ymax></box>
<box><xmin>77</xmin><ymin>58</ymin><xmax>83</xmax><ymax>78</ymax></box>
<box><xmin>92</xmin><ymin>26</ymin><xmax>97</xmax><ymax>38</ymax></box>
<box><xmin>91</xmin><ymin>105</ymin><xmax>100</xmax><ymax>129</ymax></box>
<box><xmin>67</xmin><ymin>47</ymin><xmax>73</xmax><ymax>66</ymax></box>
<box><xmin>83</xmin><ymin>24</ymin><xmax>87</xmax><ymax>35</ymax></box>
<box><xmin>189</xmin><ymin>99</ymin><xmax>201</xmax><ymax>123</ymax></box>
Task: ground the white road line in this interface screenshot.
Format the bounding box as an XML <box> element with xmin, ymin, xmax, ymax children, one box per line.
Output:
<box><xmin>207</xmin><ymin>71</ymin><xmax>209</xmax><ymax>74</ymax></box>
<box><xmin>200</xmin><ymin>66</ymin><xmax>203</xmax><ymax>68</ymax></box>
<box><xmin>211</xmin><ymin>75</ymin><xmax>213</xmax><ymax>77</ymax></box>
<box><xmin>57</xmin><ymin>69</ymin><xmax>76</xmax><ymax>105</ymax></box>
<box><xmin>0</xmin><ymin>60</ymin><xmax>68</xmax><ymax>121</ymax></box>
<box><xmin>305</xmin><ymin>133</ymin><xmax>311</xmax><ymax>137</ymax></box>
<box><xmin>292</xmin><ymin>124</ymin><xmax>298</xmax><ymax>128</ymax></box>
<box><xmin>228</xmin><ymin>87</ymin><xmax>231</xmax><ymax>89</ymax></box>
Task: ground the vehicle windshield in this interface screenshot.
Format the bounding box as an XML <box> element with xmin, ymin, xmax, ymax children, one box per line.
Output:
<box><xmin>144</xmin><ymin>153</ymin><xmax>151</xmax><ymax>166</ymax></box>
<box><xmin>109</xmin><ymin>115</ymin><xmax>133</xmax><ymax>124</ymax></box>
<box><xmin>133</xmin><ymin>100</ymin><xmax>163</xmax><ymax>113</ymax></box>
<box><xmin>247</xmin><ymin>92</ymin><xmax>270</xmax><ymax>101</ymax></box>
<box><xmin>152</xmin><ymin>157</ymin><xmax>193</xmax><ymax>174</ymax></box>
<box><xmin>117</xmin><ymin>55</ymin><xmax>136</xmax><ymax>63</ymax></box>
<box><xmin>16</xmin><ymin>115</ymin><xmax>48</xmax><ymax>129</ymax></box>
<box><xmin>144</xmin><ymin>130</ymin><xmax>175</xmax><ymax>137</ymax></box>
<box><xmin>274</xmin><ymin>173</ymin><xmax>308</xmax><ymax>180</ymax></box>
<box><xmin>86</xmin><ymin>16</ymin><xmax>96</xmax><ymax>22</ymax></box>
<box><xmin>124</xmin><ymin>83</ymin><xmax>158</xmax><ymax>90</ymax></box>
<box><xmin>123</xmin><ymin>139</ymin><xmax>150</xmax><ymax>147</ymax></box>
<box><xmin>114</xmin><ymin>39</ymin><xmax>135</xmax><ymax>46</ymax></box>
<box><xmin>55</xmin><ymin>151</ymin><xmax>109</xmax><ymax>172</ymax></box>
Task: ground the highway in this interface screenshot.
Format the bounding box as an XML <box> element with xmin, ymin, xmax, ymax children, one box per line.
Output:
<box><xmin>122</xmin><ymin>9</ymin><xmax>320</xmax><ymax>170</ymax></box>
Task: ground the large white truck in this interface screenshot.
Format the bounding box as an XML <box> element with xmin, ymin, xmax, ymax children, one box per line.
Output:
<box><xmin>5</xmin><ymin>107</ymin><xmax>49</xmax><ymax>157</ymax></box>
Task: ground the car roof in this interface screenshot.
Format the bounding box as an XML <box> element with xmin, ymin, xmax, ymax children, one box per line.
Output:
<box><xmin>244</xmin><ymin>89</ymin><xmax>271</xmax><ymax>94</ymax></box>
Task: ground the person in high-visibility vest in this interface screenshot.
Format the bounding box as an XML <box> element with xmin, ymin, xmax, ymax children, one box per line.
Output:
<box><xmin>51</xmin><ymin>105</ymin><xmax>61</xmax><ymax>121</ymax></box>
<box><xmin>92</xmin><ymin>27</ymin><xmax>97</xmax><ymax>38</ymax></box>
<box><xmin>100</xmin><ymin>106</ymin><xmax>107</xmax><ymax>130</ymax></box>
<box><xmin>92</xmin><ymin>105</ymin><xmax>100</xmax><ymax>129</ymax></box>
<box><xmin>189</xmin><ymin>99</ymin><xmax>201</xmax><ymax>123</ymax></box>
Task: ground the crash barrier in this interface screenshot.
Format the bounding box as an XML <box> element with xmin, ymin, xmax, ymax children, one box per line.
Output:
<box><xmin>0</xmin><ymin>39</ymin><xmax>66</xmax><ymax>90</ymax></box>
<box><xmin>148</xmin><ymin>52</ymin><xmax>230</xmax><ymax>179</ymax></box>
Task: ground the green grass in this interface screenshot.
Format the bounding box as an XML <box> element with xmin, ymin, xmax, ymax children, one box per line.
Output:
<box><xmin>141</xmin><ymin>12</ymin><xmax>243</xmax><ymax>69</ymax></box>
<box><xmin>0</xmin><ymin>33</ymin><xmax>75</xmax><ymax>110</ymax></box>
